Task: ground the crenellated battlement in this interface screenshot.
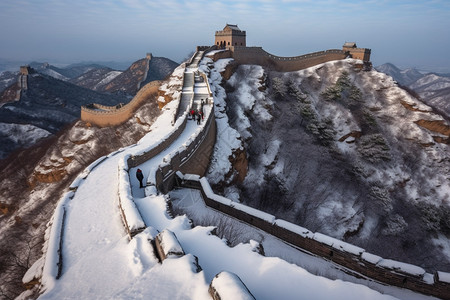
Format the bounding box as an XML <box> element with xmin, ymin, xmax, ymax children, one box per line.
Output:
<box><xmin>212</xmin><ymin>24</ymin><xmax>371</xmax><ymax>72</ymax></box>
<box><xmin>80</xmin><ymin>80</ymin><xmax>161</xmax><ymax>127</ymax></box>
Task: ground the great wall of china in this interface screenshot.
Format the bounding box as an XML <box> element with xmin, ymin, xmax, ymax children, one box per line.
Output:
<box><xmin>109</xmin><ymin>46</ymin><xmax>450</xmax><ymax>298</ymax></box>
<box><xmin>80</xmin><ymin>53</ymin><xmax>154</xmax><ymax>127</ymax></box>
<box><xmin>37</xmin><ymin>25</ymin><xmax>450</xmax><ymax>299</ymax></box>
<box><xmin>80</xmin><ymin>79</ymin><xmax>162</xmax><ymax>127</ymax></box>
<box><xmin>210</xmin><ymin>46</ymin><xmax>362</xmax><ymax>72</ymax></box>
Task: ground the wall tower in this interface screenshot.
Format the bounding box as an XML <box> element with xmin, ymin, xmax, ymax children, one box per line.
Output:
<box><xmin>215</xmin><ymin>24</ymin><xmax>246</xmax><ymax>48</ymax></box>
<box><xmin>342</xmin><ymin>42</ymin><xmax>371</xmax><ymax>62</ymax></box>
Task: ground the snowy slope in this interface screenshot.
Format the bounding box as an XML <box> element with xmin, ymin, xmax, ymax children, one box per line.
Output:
<box><xmin>24</xmin><ymin>58</ymin><xmax>411</xmax><ymax>300</ymax></box>
<box><xmin>409</xmin><ymin>73</ymin><xmax>450</xmax><ymax>117</ymax></box>
<box><xmin>208</xmin><ymin>58</ymin><xmax>450</xmax><ymax>273</ymax></box>
<box><xmin>0</xmin><ymin>122</ymin><xmax>51</xmax><ymax>158</ymax></box>
<box><xmin>377</xmin><ymin>63</ymin><xmax>450</xmax><ymax>117</ymax></box>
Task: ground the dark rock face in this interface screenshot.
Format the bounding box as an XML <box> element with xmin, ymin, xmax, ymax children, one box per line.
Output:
<box><xmin>97</xmin><ymin>58</ymin><xmax>149</xmax><ymax>95</ymax></box>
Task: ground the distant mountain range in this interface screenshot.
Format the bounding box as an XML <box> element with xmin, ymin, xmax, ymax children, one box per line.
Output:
<box><xmin>376</xmin><ymin>63</ymin><xmax>450</xmax><ymax>118</ymax></box>
<box><xmin>0</xmin><ymin>55</ymin><xmax>179</xmax><ymax>160</ymax></box>
<box><xmin>0</xmin><ymin>58</ymin><xmax>137</xmax><ymax>73</ymax></box>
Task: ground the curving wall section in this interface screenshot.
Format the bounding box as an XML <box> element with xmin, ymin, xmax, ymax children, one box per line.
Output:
<box><xmin>81</xmin><ymin>80</ymin><xmax>162</xmax><ymax>127</ymax></box>
<box><xmin>230</xmin><ymin>46</ymin><xmax>348</xmax><ymax>72</ymax></box>
<box><xmin>174</xmin><ymin>174</ymin><xmax>450</xmax><ymax>300</ymax></box>
<box><xmin>208</xmin><ymin>46</ymin><xmax>349</xmax><ymax>72</ymax></box>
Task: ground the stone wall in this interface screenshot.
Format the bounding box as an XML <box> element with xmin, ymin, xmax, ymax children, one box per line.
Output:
<box><xmin>210</xmin><ymin>49</ymin><xmax>233</xmax><ymax>61</ymax></box>
<box><xmin>208</xmin><ymin>46</ymin><xmax>370</xmax><ymax>73</ymax></box>
<box><xmin>230</xmin><ymin>46</ymin><xmax>348</xmax><ymax>72</ymax></box>
<box><xmin>347</xmin><ymin>48</ymin><xmax>371</xmax><ymax>61</ymax></box>
<box><xmin>81</xmin><ymin>80</ymin><xmax>161</xmax><ymax>127</ymax></box>
<box><xmin>154</xmin><ymin>107</ymin><xmax>216</xmax><ymax>194</ymax></box>
<box><xmin>118</xmin><ymin>55</ymin><xmax>216</xmax><ymax>237</ymax></box>
<box><xmin>175</xmin><ymin>175</ymin><xmax>450</xmax><ymax>300</ymax></box>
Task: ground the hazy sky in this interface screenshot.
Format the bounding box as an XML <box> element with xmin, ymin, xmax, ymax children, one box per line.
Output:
<box><xmin>1</xmin><ymin>0</ymin><xmax>449</xmax><ymax>71</ymax></box>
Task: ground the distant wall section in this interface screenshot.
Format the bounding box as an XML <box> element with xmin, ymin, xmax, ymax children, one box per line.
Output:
<box><xmin>230</xmin><ymin>46</ymin><xmax>348</xmax><ymax>72</ymax></box>
<box><xmin>81</xmin><ymin>80</ymin><xmax>161</xmax><ymax>127</ymax></box>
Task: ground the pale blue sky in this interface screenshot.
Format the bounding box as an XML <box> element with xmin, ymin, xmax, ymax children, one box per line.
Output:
<box><xmin>1</xmin><ymin>0</ymin><xmax>449</xmax><ymax>71</ymax></box>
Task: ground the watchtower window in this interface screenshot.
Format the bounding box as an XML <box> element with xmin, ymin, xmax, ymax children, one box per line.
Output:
<box><xmin>228</xmin><ymin>42</ymin><xmax>230</xmax><ymax>45</ymax></box>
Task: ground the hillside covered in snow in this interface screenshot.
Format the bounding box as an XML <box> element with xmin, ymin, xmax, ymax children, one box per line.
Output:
<box><xmin>16</xmin><ymin>58</ymin><xmax>428</xmax><ymax>300</ymax></box>
<box><xmin>377</xmin><ymin>63</ymin><xmax>450</xmax><ymax>117</ymax></box>
<box><xmin>204</xmin><ymin>58</ymin><xmax>450</xmax><ymax>273</ymax></box>
<box><xmin>1</xmin><ymin>54</ymin><xmax>449</xmax><ymax>300</ymax></box>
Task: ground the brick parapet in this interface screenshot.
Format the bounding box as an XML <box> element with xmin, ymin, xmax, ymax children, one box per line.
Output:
<box><xmin>81</xmin><ymin>80</ymin><xmax>162</xmax><ymax>127</ymax></box>
<box><xmin>153</xmin><ymin>83</ymin><xmax>215</xmax><ymax>193</ymax></box>
<box><xmin>230</xmin><ymin>47</ymin><xmax>348</xmax><ymax>72</ymax></box>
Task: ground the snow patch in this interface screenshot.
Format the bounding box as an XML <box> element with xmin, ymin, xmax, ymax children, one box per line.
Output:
<box><xmin>377</xmin><ymin>259</ymin><xmax>426</xmax><ymax>277</ymax></box>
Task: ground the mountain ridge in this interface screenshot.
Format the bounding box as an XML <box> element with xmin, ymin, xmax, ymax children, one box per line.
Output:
<box><xmin>0</xmin><ymin>55</ymin><xmax>179</xmax><ymax>160</ymax></box>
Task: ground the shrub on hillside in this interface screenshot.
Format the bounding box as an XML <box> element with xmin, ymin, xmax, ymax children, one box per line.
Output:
<box><xmin>417</xmin><ymin>201</ymin><xmax>450</xmax><ymax>233</ymax></box>
<box><xmin>307</xmin><ymin>118</ymin><xmax>335</xmax><ymax>146</ymax></box>
<box><xmin>381</xmin><ymin>214</ymin><xmax>408</xmax><ymax>236</ymax></box>
<box><xmin>271</xmin><ymin>77</ymin><xmax>286</xmax><ymax>99</ymax></box>
<box><xmin>369</xmin><ymin>184</ymin><xmax>393</xmax><ymax>212</ymax></box>
<box><xmin>321</xmin><ymin>71</ymin><xmax>362</xmax><ymax>106</ymax></box>
<box><xmin>357</xmin><ymin>133</ymin><xmax>391</xmax><ymax>163</ymax></box>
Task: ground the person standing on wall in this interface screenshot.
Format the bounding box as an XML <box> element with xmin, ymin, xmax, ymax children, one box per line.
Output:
<box><xmin>136</xmin><ymin>169</ymin><xmax>144</xmax><ymax>188</ymax></box>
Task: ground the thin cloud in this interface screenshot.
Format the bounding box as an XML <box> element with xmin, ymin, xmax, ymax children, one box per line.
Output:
<box><xmin>0</xmin><ymin>0</ymin><xmax>449</xmax><ymax>70</ymax></box>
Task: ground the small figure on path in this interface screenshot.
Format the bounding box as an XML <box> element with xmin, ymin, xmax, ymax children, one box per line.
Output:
<box><xmin>196</xmin><ymin>112</ymin><xmax>201</xmax><ymax>125</ymax></box>
<box><xmin>190</xmin><ymin>109</ymin><xmax>195</xmax><ymax>120</ymax></box>
<box><xmin>136</xmin><ymin>168</ymin><xmax>144</xmax><ymax>188</ymax></box>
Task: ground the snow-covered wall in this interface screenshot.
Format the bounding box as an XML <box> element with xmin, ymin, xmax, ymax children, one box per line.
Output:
<box><xmin>176</xmin><ymin>173</ymin><xmax>450</xmax><ymax>300</ymax></box>
<box><xmin>117</xmin><ymin>52</ymin><xmax>215</xmax><ymax>239</ymax></box>
<box><xmin>117</xmin><ymin>162</ymin><xmax>146</xmax><ymax>238</ymax></box>
<box><xmin>154</xmin><ymin>94</ymin><xmax>215</xmax><ymax>193</ymax></box>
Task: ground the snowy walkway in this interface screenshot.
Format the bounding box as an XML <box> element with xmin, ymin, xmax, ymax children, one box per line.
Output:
<box><xmin>168</xmin><ymin>188</ymin><xmax>433</xmax><ymax>300</ymax></box>
<box><xmin>176</xmin><ymin>51</ymin><xmax>205</xmax><ymax>119</ymax></box>
<box><xmin>39</xmin><ymin>58</ymin><xmax>214</xmax><ymax>298</ymax></box>
<box><xmin>129</xmin><ymin>108</ymin><xmax>211</xmax><ymax>199</ymax></box>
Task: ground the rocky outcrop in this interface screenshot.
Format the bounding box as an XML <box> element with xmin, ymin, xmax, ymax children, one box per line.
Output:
<box><xmin>228</xmin><ymin>147</ymin><xmax>248</xmax><ymax>184</ymax></box>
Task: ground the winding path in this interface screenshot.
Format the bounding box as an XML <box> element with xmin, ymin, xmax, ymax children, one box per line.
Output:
<box><xmin>40</xmin><ymin>51</ymin><xmax>213</xmax><ymax>298</ymax></box>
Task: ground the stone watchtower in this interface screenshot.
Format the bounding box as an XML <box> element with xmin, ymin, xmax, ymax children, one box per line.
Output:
<box><xmin>342</xmin><ymin>42</ymin><xmax>371</xmax><ymax>62</ymax></box>
<box><xmin>215</xmin><ymin>24</ymin><xmax>246</xmax><ymax>48</ymax></box>
<box><xmin>20</xmin><ymin>65</ymin><xmax>32</xmax><ymax>75</ymax></box>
